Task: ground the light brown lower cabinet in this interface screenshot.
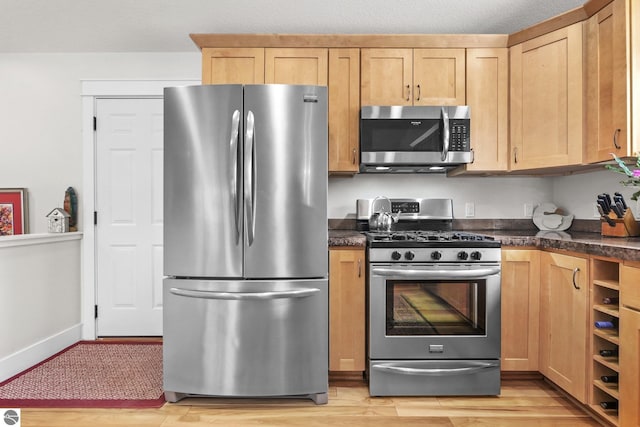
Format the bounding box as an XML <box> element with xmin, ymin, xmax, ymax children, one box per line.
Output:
<box><xmin>500</xmin><ymin>248</ymin><xmax>540</xmax><ymax>371</ymax></box>
<box><xmin>539</xmin><ymin>251</ymin><xmax>589</xmax><ymax>404</ymax></box>
<box><xmin>329</xmin><ymin>247</ymin><xmax>365</xmax><ymax>372</ymax></box>
<box><xmin>620</xmin><ymin>262</ymin><xmax>640</xmax><ymax>427</ymax></box>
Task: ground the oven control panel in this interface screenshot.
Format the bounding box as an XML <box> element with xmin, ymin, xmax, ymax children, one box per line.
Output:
<box><xmin>369</xmin><ymin>247</ymin><xmax>501</xmax><ymax>263</ymax></box>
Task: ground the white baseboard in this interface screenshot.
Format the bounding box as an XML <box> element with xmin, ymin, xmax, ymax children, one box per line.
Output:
<box><xmin>0</xmin><ymin>324</ymin><xmax>82</xmax><ymax>382</ymax></box>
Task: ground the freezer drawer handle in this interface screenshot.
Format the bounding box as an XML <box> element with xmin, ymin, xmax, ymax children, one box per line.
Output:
<box><xmin>372</xmin><ymin>267</ymin><xmax>500</xmax><ymax>280</ymax></box>
<box><xmin>169</xmin><ymin>287</ymin><xmax>320</xmax><ymax>301</ymax></box>
<box><xmin>372</xmin><ymin>361</ymin><xmax>498</xmax><ymax>377</ymax></box>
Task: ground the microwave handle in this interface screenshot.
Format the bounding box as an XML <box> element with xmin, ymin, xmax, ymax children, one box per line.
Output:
<box><xmin>441</xmin><ymin>107</ymin><xmax>450</xmax><ymax>161</ymax></box>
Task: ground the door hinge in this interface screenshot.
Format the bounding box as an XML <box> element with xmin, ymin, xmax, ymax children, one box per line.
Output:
<box><xmin>93</xmin><ymin>116</ymin><xmax>97</xmax><ymax>131</ymax></box>
<box><xmin>94</xmin><ymin>304</ymin><xmax>98</xmax><ymax>319</ymax></box>
<box><xmin>94</xmin><ymin>211</ymin><xmax>97</xmax><ymax>225</ymax></box>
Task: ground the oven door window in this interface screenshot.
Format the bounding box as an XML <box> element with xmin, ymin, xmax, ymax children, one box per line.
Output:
<box><xmin>386</xmin><ymin>280</ymin><xmax>486</xmax><ymax>336</ymax></box>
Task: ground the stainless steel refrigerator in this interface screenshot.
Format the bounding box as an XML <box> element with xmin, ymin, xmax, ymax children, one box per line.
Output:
<box><xmin>162</xmin><ymin>84</ymin><xmax>328</xmax><ymax>404</ymax></box>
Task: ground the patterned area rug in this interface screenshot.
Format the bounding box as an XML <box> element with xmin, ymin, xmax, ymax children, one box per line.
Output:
<box><xmin>0</xmin><ymin>341</ymin><xmax>164</xmax><ymax>408</ymax></box>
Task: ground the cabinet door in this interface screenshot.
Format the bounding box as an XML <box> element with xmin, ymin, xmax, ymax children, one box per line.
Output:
<box><xmin>621</xmin><ymin>262</ymin><xmax>640</xmax><ymax>311</ymax></box>
<box><xmin>329</xmin><ymin>48</ymin><xmax>360</xmax><ymax>174</ymax></box>
<box><xmin>510</xmin><ymin>23</ymin><xmax>583</xmax><ymax>170</ymax></box>
<box><xmin>620</xmin><ymin>305</ymin><xmax>640</xmax><ymax>427</ymax></box>
<box><xmin>539</xmin><ymin>251</ymin><xmax>589</xmax><ymax>403</ymax></box>
<box><xmin>413</xmin><ymin>48</ymin><xmax>465</xmax><ymax>105</ymax></box>
<box><xmin>585</xmin><ymin>0</ymin><xmax>629</xmax><ymax>163</ymax></box>
<box><xmin>329</xmin><ymin>248</ymin><xmax>365</xmax><ymax>372</ymax></box>
<box><xmin>464</xmin><ymin>48</ymin><xmax>509</xmax><ymax>172</ymax></box>
<box><xmin>361</xmin><ymin>48</ymin><xmax>413</xmax><ymax>106</ymax></box>
<box><xmin>201</xmin><ymin>48</ymin><xmax>265</xmax><ymax>84</ymax></box>
<box><xmin>265</xmin><ymin>48</ymin><xmax>328</xmax><ymax>85</ymax></box>
<box><xmin>501</xmin><ymin>249</ymin><xmax>540</xmax><ymax>371</ymax></box>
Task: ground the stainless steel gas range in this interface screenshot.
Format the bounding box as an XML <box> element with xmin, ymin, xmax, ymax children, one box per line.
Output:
<box><xmin>357</xmin><ymin>198</ymin><xmax>501</xmax><ymax>396</ymax></box>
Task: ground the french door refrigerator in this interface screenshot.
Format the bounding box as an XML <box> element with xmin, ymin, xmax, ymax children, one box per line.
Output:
<box><xmin>163</xmin><ymin>84</ymin><xmax>328</xmax><ymax>404</ymax></box>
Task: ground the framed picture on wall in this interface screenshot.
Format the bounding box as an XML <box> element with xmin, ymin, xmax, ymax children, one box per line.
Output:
<box><xmin>0</xmin><ymin>188</ymin><xmax>28</xmax><ymax>235</ymax></box>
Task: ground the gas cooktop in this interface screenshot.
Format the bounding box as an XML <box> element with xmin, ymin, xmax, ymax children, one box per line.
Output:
<box><xmin>365</xmin><ymin>230</ymin><xmax>500</xmax><ymax>248</ymax></box>
<box><xmin>357</xmin><ymin>198</ymin><xmax>500</xmax><ymax>249</ymax></box>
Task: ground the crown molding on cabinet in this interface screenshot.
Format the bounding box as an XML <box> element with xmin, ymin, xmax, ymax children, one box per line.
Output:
<box><xmin>190</xmin><ymin>34</ymin><xmax>509</xmax><ymax>49</ymax></box>
<box><xmin>508</xmin><ymin>0</ymin><xmax>611</xmax><ymax>46</ymax></box>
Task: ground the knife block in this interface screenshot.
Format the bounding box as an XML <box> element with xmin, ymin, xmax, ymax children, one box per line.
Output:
<box><xmin>601</xmin><ymin>208</ymin><xmax>640</xmax><ymax>237</ymax></box>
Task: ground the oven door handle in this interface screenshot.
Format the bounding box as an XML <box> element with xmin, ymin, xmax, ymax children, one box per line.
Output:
<box><xmin>371</xmin><ymin>267</ymin><xmax>500</xmax><ymax>280</ymax></box>
<box><xmin>372</xmin><ymin>361</ymin><xmax>499</xmax><ymax>376</ymax></box>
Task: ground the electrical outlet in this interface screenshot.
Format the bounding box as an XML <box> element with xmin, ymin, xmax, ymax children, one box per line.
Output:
<box><xmin>524</xmin><ymin>203</ymin><xmax>534</xmax><ymax>218</ymax></box>
<box><xmin>465</xmin><ymin>202</ymin><xmax>475</xmax><ymax>218</ymax></box>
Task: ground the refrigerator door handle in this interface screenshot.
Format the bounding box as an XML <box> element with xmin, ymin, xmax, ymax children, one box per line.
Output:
<box><xmin>169</xmin><ymin>287</ymin><xmax>320</xmax><ymax>301</ymax></box>
<box><xmin>244</xmin><ymin>110</ymin><xmax>256</xmax><ymax>246</ymax></box>
<box><xmin>230</xmin><ymin>109</ymin><xmax>241</xmax><ymax>243</ymax></box>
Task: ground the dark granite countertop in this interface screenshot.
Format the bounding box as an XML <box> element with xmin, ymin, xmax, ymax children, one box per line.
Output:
<box><xmin>478</xmin><ymin>230</ymin><xmax>640</xmax><ymax>262</ymax></box>
<box><xmin>328</xmin><ymin>230</ymin><xmax>366</xmax><ymax>248</ymax></box>
<box><xmin>329</xmin><ymin>227</ymin><xmax>640</xmax><ymax>261</ymax></box>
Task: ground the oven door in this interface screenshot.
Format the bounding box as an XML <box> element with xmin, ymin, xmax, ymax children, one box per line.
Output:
<box><xmin>368</xmin><ymin>263</ymin><xmax>501</xmax><ymax>360</ymax></box>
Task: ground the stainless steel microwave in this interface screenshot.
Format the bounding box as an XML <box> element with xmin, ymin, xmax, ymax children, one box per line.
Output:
<box><xmin>359</xmin><ymin>106</ymin><xmax>472</xmax><ymax>173</ymax></box>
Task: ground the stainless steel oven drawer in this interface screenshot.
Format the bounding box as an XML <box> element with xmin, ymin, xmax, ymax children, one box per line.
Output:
<box><xmin>369</xmin><ymin>359</ymin><xmax>500</xmax><ymax>396</ymax></box>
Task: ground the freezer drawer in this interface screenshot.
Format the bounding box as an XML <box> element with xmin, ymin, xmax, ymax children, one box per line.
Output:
<box><xmin>163</xmin><ymin>278</ymin><xmax>328</xmax><ymax>402</ymax></box>
<box><xmin>368</xmin><ymin>359</ymin><xmax>500</xmax><ymax>396</ymax></box>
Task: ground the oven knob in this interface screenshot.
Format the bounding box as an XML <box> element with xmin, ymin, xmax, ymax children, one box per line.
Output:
<box><xmin>457</xmin><ymin>251</ymin><xmax>469</xmax><ymax>260</ymax></box>
<box><xmin>404</xmin><ymin>251</ymin><xmax>415</xmax><ymax>260</ymax></box>
<box><xmin>431</xmin><ymin>251</ymin><xmax>442</xmax><ymax>260</ymax></box>
<box><xmin>470</xmin><ymin>251</ymin><xmax>482</xmax><ymax>260</ymax></box>
<box><xmin>391</xmin><ymin>251</ymin><xmax>402</xmax><ymax>260</ymax></box>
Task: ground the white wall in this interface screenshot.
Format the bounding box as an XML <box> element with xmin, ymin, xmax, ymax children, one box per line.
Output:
<box><xmin>0</xmin><ymin>52</ymin><xmax>201</xmax><ymax>234</ymax></box>
<box><xmin>552</xmin><ymin>169</ymin><xmax>640</xmax><ymax>220</ymax></box>
<box><xmin>0</xmin><ymin>234</ymin><xmax>82</xmax><ymax>381</ymax></box>
<box><xmin>328</xmin><ymin>169</ymin><xmax>635</xmax><ymax>220</ymax></box>
<box><xmin>328</xmin><ymin>174</ymin><xmax>552</xmax><ymax>219</ymax></box>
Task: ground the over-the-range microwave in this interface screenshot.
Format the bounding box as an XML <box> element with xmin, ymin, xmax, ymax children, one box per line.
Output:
<box><xmin>359</xmin><ymin>105</ymin><xmax>473</xmax><ymax>173</ymax></box>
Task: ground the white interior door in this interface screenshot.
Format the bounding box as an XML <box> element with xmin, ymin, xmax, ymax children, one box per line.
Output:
<box><xmin>95</xmin><ymin>97</ymin><xmax>164</xmax><ymax>336</ymax></box>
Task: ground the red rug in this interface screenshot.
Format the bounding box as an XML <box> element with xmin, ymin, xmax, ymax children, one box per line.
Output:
<box><xmin>0</xmin><ymin>341</ymin><xmax>165</xmax><ymax>408</ymax></box>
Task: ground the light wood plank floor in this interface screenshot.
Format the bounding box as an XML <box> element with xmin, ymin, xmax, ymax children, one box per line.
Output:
<box><xmin>20</xmin><ymin>378</ymin><xmax>603</xmax><ymax>427</ymax></box>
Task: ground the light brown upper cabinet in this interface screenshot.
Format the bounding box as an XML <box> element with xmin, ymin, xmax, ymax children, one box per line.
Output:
<box><xmin>328</xmin><ymin>49</ymin><xmax>360</xmax><ymax>174</ymax></box>
<box><xmin>457</xmin><ymin>48</ymin><xmax>509</xmax><ymax>173</ymax></box>
<box><xmin>202</xmin><ymin>48</ymin><xmax>265</xmax><ymax>84</ymax></box>
<box><xmin>585</xmin><ymin>0</ymin><xmax>629</xmax><ymax>163</ymax></box>
<box><xmin>264</xmin><ymin>48</ymin><xmax>328</xmax><ymax>85</ymax></box>
<box><xmin>361</xmin><ymin>48</ymin><xmax>465</xmax><ymax>106</ymax></box>
<box><xmin>509</xmin><ymin>23</ymin><xmax>583</xmax><ymax>171</ymax></box>
<box><xmin>201</xmin><ymin>48</ymin><xmax>328</xmax><ymax>86</ymax></box>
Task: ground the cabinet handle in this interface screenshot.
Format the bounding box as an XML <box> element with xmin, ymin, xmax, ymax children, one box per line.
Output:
<box><xmin>416</xmin><ymin>84</ymin><xmax>421</xmax><ymax>101</ymax></box>
<box><xmin>514</xmin><ymin>147</ymin><xmax>518</xmax><ymax>164</ymax></box>
<box><xmin>358</xmin><ymin>259</ymin><xmax>362</xmax><ymax>278</ymax></box>
<box><xmin>352</xmin><ymin>148</ymin><xmax>357</xmax><ymax>165</ymax></box>
<box><xmin>613</xmin><ymin>128</ymin><xmax>621</xmax><ymax>149</ymax></box>
<box><xmin>572</xmin><ymin>267</ymin><xmax>580</xmax><ymax>290</ymax></box>
<box><xmin>406</xmin><ymin>85</ymin><xmax>411</xmax><ymax>102</ymax></box>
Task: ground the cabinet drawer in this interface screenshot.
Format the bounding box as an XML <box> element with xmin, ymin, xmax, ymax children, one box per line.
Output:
<box><xmin>621</xmin><ymin>264</ymin><xmax>640</xmax><ymax>311</ymax></box>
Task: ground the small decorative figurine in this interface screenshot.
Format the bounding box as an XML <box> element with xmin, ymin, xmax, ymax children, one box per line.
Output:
<box><xmin>64</xmin><ymin>187</ymin><xmax>78</xmax><ymax>232</ymax></box>
<box><xmin>46</xmin><ymin>208</ymin><xmax>70</xmax><ymax>233</ymax></box>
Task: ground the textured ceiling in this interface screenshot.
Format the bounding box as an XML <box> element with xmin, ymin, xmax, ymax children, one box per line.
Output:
<box><xmin>0</xmin><ymin>0</ymin><xmax>586</xmax><ymax>53</ymax></box>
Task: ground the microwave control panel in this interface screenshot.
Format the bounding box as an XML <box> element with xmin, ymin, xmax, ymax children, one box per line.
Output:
<box><xmin>449</xmin><ymin>119</ymin><xmax>470</xmax><ymax>152</ymax></box>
